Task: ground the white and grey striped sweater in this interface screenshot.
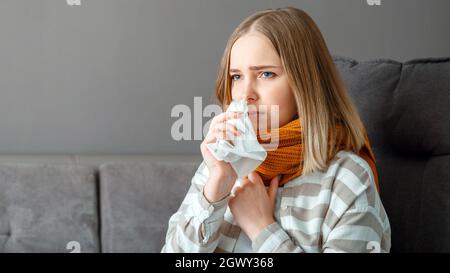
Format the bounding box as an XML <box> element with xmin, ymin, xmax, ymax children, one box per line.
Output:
<box><xmin>161</xmin><ymin>150</ymin><xmax>391</xmax><ymax>253</ymax></box>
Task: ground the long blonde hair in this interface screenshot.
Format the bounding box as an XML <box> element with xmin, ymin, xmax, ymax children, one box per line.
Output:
<box><xmin>215</xmin><ymin>7</ymin><xmax>365</xmax><ymax>175</ymax></box>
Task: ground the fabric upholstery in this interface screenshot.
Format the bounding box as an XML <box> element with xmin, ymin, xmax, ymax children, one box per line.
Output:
<box><xmin>99</xmin><ymin>159</ymin><xmax>201</xmax><ymax>252</ymax></box>
<box><xmin>335</xmin><ymin>56</ymin><xmax>450</xmax><ymax>252</ymax></box>
<box><xmin>0</xmin><ymin>164</ymin><xmax>99</xmax><ymax>252</ymax></box>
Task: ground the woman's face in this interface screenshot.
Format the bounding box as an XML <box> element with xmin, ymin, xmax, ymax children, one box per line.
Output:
<box><xmin>229</xmin><ymin>31</ymin><xmax>297</xmax><ymax>131</ymax></box>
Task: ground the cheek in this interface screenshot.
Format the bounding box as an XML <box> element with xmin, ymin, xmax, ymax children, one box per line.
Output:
<box><xmin>263</xmin><ymin>85</ymin><xmax>288</xmax><ymax>105</ymax></box>
<box><xmin>265</xmin><ymin>84</ymin><xmax>296</xmax><ymax>126</ymax></box>
<box><xmin>231</xmin><ymin>84</ymin><xmax>241</xmax><ymax>100</ymax></box>
<box><xmin>277</xmin><ymin>81</ymin><xmax>294</xmax><ymax>103</ymax></box>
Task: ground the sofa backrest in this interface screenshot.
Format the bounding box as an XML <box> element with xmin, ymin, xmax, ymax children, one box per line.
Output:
<box><xmin>335</xmin><ymin>56</ymin><xmax>450</xmax><ymax>252</ymax></box>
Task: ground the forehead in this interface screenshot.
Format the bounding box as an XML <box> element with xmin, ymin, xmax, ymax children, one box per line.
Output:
<box><xmin>230</xmin><ymin>32</ymin><xmax>281</xmax><ymax>68</ymax></box>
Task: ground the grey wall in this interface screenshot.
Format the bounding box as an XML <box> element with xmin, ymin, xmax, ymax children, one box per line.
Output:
<box><xmin>0</xmin><ymin>0</ymin><xmax>448</xmax><ymax>155</ymax></box>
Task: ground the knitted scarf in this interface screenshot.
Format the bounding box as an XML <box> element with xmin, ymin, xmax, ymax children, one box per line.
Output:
<box><xmin>254</xmin><ymin>118</ymin><xmax>380</xmax><ymax>191</ymax></box>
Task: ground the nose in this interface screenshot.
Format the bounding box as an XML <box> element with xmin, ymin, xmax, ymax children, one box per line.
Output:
<box><xmin>245</xmin><ymin>96</ymin><xmax>256</xmax><ymax>104</ymax></box>
<box><xmin>241</xmin><ymin>81</ymin><xmax>258</xmax><ymax>104</ymax></box>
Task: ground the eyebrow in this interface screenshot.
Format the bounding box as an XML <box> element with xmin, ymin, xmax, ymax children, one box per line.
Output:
<box><xmin>229</xmin><ymin>65</ymin><xmax>280</xmax><ymax>73</ymax></box>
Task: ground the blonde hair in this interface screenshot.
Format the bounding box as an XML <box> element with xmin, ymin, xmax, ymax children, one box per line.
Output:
<box><xmin>215</xmin><ymin>7</ymin><xmax>366</xmax><ymax>175</ymax></box>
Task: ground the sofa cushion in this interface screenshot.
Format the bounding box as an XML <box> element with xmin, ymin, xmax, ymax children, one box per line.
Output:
<box><xmin>0</xmin><ymin>164</ymin><xmax>99</xmax><ymax>253</ymax></box>
<box><xmin>99</xmin><ymin>158</ymin><xmax>201</xmax><ymax>252</ymax></box>
<box><xmin>389</xmin><ymin>58</ymin><xmax>450</xmax><ymax>155</ymax></box>
<box><xmin>333</xmin><ymin>56</ymin><xmax>403</xmax><ymax>152</ymax></box>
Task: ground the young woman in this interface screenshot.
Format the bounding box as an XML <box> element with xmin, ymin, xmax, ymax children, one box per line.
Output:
<box><xmin>162</xmin><ymin>7</ymin><xmax>390</xmax><ymax>253</ymax></box>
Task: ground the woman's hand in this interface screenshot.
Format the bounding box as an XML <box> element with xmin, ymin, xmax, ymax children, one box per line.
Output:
<box><xmin>201</xmin><ymin>111</ymin><xmax>242</xmax><ymax>203</ymax></box>
<box><xmin>229</xmin><ymin>171</ymin><xmax>280</xmax><ymax>241</ymax></box>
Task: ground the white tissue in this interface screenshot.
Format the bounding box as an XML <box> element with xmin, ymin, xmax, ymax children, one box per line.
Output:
<box><xmin>206</xmin><ymin>99</ymin><xmax>267</xmax><ymax>178</ymax></box>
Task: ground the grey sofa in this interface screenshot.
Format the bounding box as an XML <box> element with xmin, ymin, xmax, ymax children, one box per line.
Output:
<box><xmin>0</xmin><ymin>56</ymin><xmax>449</xmax><ymax>253</ymax></box>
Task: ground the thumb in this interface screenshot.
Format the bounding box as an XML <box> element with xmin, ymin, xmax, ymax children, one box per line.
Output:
<box><xmin>268</xmin><ymin>175</ymin><xmax>281</xmax><ymax>204</ymax></box>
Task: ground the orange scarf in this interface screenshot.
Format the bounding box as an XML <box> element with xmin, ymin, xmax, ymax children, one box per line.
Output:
<box><xmin>254</xmin><ymin>118</ymin><xmax>380</xmax><ymax>192</ymax></box>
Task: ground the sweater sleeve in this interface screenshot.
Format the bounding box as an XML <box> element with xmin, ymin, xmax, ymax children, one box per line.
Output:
<box><xmin>251</xmin><ymin>197</ymin><xmax>387</xmax><ymax>253</ymax></box>
<box><xmin>252</xmin><ymin>221</ymin><xmax>306</xmax><ymax>252</ymax></box>
<box><xmin>252</xmin><ymin>154</ymin><xmax>390</xmax><ymax>253</ymax></box>
<box><xmin>161</xmin><ymin>162</ymin><xmax>231</xmax><ymax>253</ymax></box>
<box><xmin>322</xmin><ymin>205</ymin><xmax>387</xmax><ymax>253</ymax></box>
<box><xmin>321</xmin><ymin>155</ymin><xmax>391</xmax><ymax>253</ymax></box>
<box><xmin>251</xmin><ymin>206</ymin><xmax>386</xmax><ymax>253</ymax></box>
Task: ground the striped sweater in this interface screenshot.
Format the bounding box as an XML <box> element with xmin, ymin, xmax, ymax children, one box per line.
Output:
<box><xmin>161</xmin><ymin>150</ymin><xmax>391</xmax><ymax>253</ymax></box>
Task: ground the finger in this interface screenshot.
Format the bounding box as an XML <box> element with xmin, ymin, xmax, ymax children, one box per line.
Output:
<box><xmin>213</xmin><ymin>122</ymin><xmax>241</xmax><ymax>138</ymax></box>
<box><xmin>201</xmin><ymin>131</ymin><xmax>229</xmax><ymax>154</ymax></box>
<box><xmin>203</xmin><ymin>129</ymin><xmax>218</xmax><ymax>143</ymax></box>
<box><xmin>218</xmin><ymin>111</ymin><xmax>243</xmax><ymax>123</ymax></box>
<box><xmin>240</xmin><ymin>178</ymin><xmax>251</xmax><ymax>187</ymax></box>
<box><xmin>204</xmin><ymin>130</ymin><xmax>235</xmax><ymax>145</ymax></box>
<box><xmin>232</xmin><ymin>186</ymin><xmax>242</xmax><ymax>196</ymax></box>
<box><xmin>201</xmin><ymin>131</ymin><xmax>218</xmax><ymax>152</ymax></box>
<box><xmin>205</xmin><ymin>121</ymin><xmax>240</xmax><ymax>142</ymax></box>
<box><xmin>268</xmin><ymin>175</ymin><xmax>280</xmax><ymax>205</ymax></box>
<box><xmin>210</xmin><ymin>112</ymin><xmax>243</xmax><ymax>129</ymax></box>
<box><xmin>248</xmin><ymin>171</ymin><xmax>264</xmax><ymax>185</ymax></box>
<box><xmin>228</xmin><ymin>196</ymin><xmax>235</xmax><ymax>207</ymax></box>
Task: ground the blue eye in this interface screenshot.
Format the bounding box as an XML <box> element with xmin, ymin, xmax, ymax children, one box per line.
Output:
<box><xmin>261</xmin><ymin>71</ymin><xmax>275</xmax><ymax>79</ymax></box>
<box><xmin>231</xmin><ymin>74</ymin><xmax>241</xmax><ymax>81</ymax></box>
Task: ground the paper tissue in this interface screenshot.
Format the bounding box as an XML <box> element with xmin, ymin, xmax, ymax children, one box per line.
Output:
<box><xmin>206</xmin><ymin>99</ymin><xmax>267</xmax><ymax>178</ymax></box>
